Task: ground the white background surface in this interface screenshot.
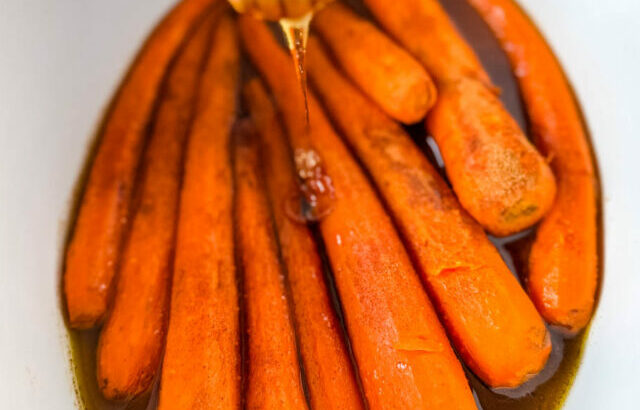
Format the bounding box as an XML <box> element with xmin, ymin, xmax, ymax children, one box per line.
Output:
<box><xmin>0</xmin><ymin>0</ymin><xmax>638</xmax><ymax>408</ymax></box>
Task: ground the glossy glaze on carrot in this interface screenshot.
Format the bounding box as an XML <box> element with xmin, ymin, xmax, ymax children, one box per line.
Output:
<box><xmin>96</xmin><ymin>13</ymin><xmax>215</xmax><ymax>400</ymax></box>
<box><xmin>467</xmin><ymin>0</ymin><xmax>598</xmax><ymax>332</ymax></box>
<box><xmin>158</xmin><ymin>14</ymin><xmax>241</xmax><ymax>410</ymax></box>
<box><xmin>64</xmin><ymin>0</ymin><xmax>215</xmax><ymax>329</ymax></box>
<box><xmin>238</xmin><ymin>16</ymin><xmax>476</xmax><ymax>409</ymax></box>
<box><xmin>244</xmin><ymin>78</ymin><xmax>365</xmax><ymax>410</ymax></box>
<box><xmin>234</xmin><ymin>123</ymin><xmax>309</xmax><ymax>410</ymax></box>
<box><xmin>307</xmin><ymin>35</ymin><xmax>551</xmax><ymax>388</ymax></box>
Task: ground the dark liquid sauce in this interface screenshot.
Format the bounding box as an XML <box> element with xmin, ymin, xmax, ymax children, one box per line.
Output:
<box><xmin>65</xmin><ymin>1</ymin><xmax>602</xmax><ymax>409</ymax></box>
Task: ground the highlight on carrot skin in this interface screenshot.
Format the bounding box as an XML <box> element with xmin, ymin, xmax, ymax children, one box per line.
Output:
<box><xmin>62</xmin><ymin>1</ymin><xmax>602</xmax><ymax>409</ymax></box>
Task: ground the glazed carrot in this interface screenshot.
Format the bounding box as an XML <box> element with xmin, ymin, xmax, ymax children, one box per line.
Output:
<box><xmin>467</xmin><ymin>0</ymin><xmax>598</xmax><ymax>332</ymax></box>
<box><xmin>426</xmin><ymin>76</ymin><xmax>557</xmax><ymax>236</ymax></box>
<box><xmin>312</xmin><ymin>2</ymin><xmax>437</xmax><ymax>124</ymax></box>
<box><xmin>281</xmin><ymin>0</ymin><xmax>312</xmax><ymax>19</ymax></box>
<box><xmin>64</xmin><ymin>0</ymin><xmax>215</xmax><ymax>329</ymax></box>
<box><xmin>362</xmin><ymin>0</ymin><xmax>490</xmax><ymax>86</ymax></box>
<box><xmin>308</xmin><ymin>36</ymin><xmax>550</xmax><ymax>388</ymax></box>
<box><xmin>239</xmin><ymin>16</ymin><xmax>476</xmax><ymax>409</ymax></box>
<box><xmin>244</xmin><ymin>78</ymin><xmax>365</xmax><ymax>409</ymax></box>
<box><xmin>229</xmin><ymin>0</ymin><xmax>321</xmax><ymax>20</ymax></box>
<box><xmin>158</xmin><ymin>15</ymin><xmax>241</xmax><ymax>410</ymax></box>
<box><xmin>96</xmin><ymin>14</ymin><xmax>216</xmax><ymax>400</ymax></box>
<box><xmin>362</xmin><ymin>0</ymin><xmax>556</xmax><ymax>236</ymax></box>
<box><xmin>234</xmin><ymin>122</ymin><xmax>308</xmax><ymax>410</ymax></box>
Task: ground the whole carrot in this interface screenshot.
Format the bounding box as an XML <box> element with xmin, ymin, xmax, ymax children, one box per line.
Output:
<box><xmin>158</xmin><ymin>15</ymin><xmax>241</xmax><ymax>410</ymax></box>
<box><xmin>308</xmin><ymin>36</ymin><xmax>550</xmax><ymax>388</ymax></box>
<box><xmin>239</xmin><ymin>17</ymin><xmax>476</xmax><ymax>409</ymax></box>
<box><xmin>467</xmin><ymin>0</ymin><xmax>598</xmax><ymax>332</ymax></box>
<box><xmin>312</xmin><ymin>2</ymin><xmax>437</xmax><ymax>124</ymax></box>
<box><xmin>362</xmin><ymin>0</ymin><xmax>490</xmax><ymax>86</ymax></box>
<box><xmin>64</xmin><ymin>0</ymin><xmax>215</xmax><ymax>329</ymax></box>
<box><xmin>363</xmin><ymin>0</ymin><xmax>557</xmax><ymax>236</ymax></box>
<box><xmin>96</xmin><ymin>14</ymin><xmax>216</xmax><ymax>400</ymax></box>
<box><xmin>234</xmin><ymin>122</ymin><xmax>309</xmax><ymax>410</ymax></box>
<box><xmin>244</xmin><ymin>78</ymin><xmax>365</xmax><ymax>409</ymax></box>
<box><xmin>427</xmin><ymin>76</ymin><xmax>557</xmax><ymax>236</ymax></box>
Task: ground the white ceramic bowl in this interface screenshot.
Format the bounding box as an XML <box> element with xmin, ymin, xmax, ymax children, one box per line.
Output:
<box><xmin>1</xmin><ymin>0</ymin><xmax>639</xmax><ymax>408</ymax></box>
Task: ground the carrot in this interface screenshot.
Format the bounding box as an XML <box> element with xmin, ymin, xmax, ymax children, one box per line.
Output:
<box><xmin>96</xmin><ymin>13</ymin><xmax>216</xmax><ymax>400</ymax></box>
<box><xmin>63</xmin><ymin>0</ymin><xmax>215</xmax><ymax>329</ymax></box>
<box><xmin>234</xmin><ymin>122</ymin><xmax>309</xmax><ymax>410</ymax></box>
<box><xmin>281</xmin><ymin>0</ymin><xmax>313</xmax><ymax>19</ymax></box>
<box><xmin>362</xmin><ymin>0</ymin><xmax>556</xmax><ymax>236</ymax></box>
<box><xmin>362</xmin><ymin>0</ymin><xmax>490</xmax><ymax>86</ymax></box>
<box><xmin>239</xmin><ymin>16</ymin><xmax>476</xmax><ymax>409</ymax></box>
<box><xmin>244</xmin><ymin>78</ymin><xmax>365</xmax><ymax>409</ymax></box>
<box><xmin>427</xmin><ymin>76</ymin><xmax>557</xmax><ymax>236</ymax></box>
<box><xmin>157</xmin><ymin>15</ymin><xmax>241</xmax><ymax>410</ymax></box>
<box><xmin>467</xmin><ymin>0</ymin><xmax>598</xmax><ymax>332</ymax></box>
<box><xmin>312</xmin><ymin>2</ymin><xmax>437</xmax><ymax>124</ymax></box>
<box><xmin>229</xmin><ymin>0</ymin><xmax>324</xmax><ymax>20</ymax></box>
<box><xmin>308</xmin><ymin>36</ymin><xmax>551</xmax><ymax>388</ymax></box>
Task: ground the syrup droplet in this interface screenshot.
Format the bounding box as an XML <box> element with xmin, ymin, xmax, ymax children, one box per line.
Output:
<box><xmin>284</xmin><ymin>148</ymin><xmax>335</xmax><ymax>223</ymax></box>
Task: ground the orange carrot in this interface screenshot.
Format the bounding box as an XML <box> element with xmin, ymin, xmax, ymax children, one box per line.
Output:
<box><xmin>64</xmin><ymin>0</ymin><xmax>215</xmax><ymax>329</ymax></box>
<box><xmin>308</xmin><ymin>36</ymin><xmax>551</xmax><ymax>388</ymax></box>
<box><xmin>244</xmin><ymin>78</ymin><xmax>365</xmax><ymax>409</ymax></box>
<box><xmin>234</xmin><ymin>122</ymin><xmax>308</xmax><ymax>410</ymax></box>
<box><xmin>239</xmin><ymin>16</ymin><xmax>476</xmax><ymax>409</ymax></box>
<box><xmin>96</xmin><ymin>14</ymin><xmax>216</xmax><ymax>400</ymax></box>
<box><xmin>158</xmin><ymin>15</ymin><xmax>241</xmax><ymax>409</ymax></box>
<box><xmin>362</xmin><ymin>0</ymin><xmax>490</xmax><ymax>86</ymax></box>
<box><xmin>426</xmin><ymin>76</ymin><xmax>557</xmax><ymax>236</ymax></box>
<box><xmin>467</xmin><ymin>0</ymin><xmax>598</xmax><ymax>332</ymax></box>
<box><xmin>312</xmin><ymin>2</ymin><xmax>437</xmax><ymax>124</ymax></box>
<box><xmin>229</xmin><ymin>0</ymin><xmax>323</xmax><ymax>20</ymax></box>
<box><xmin>362</xmin><ymin>0</ymin><xmax>556</xmax><ymax>236</ymax></box>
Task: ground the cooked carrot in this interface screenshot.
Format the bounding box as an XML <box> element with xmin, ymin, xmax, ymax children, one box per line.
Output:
<box><xmin>96</xmin><ymin>14</ymin><xmax>216</xmax><ymax>400</ymax></box>
<box><xmin>158</xmin><ymin>15</ymin><xmax>241</xmax><ymax>410</ymax></box>
<box><xmin>244</xmin><ymin>78</ymin><xmax>365</xmax><ymax>409</ymax></box>
<box><xmin>308</xmin><ymin>36</ymin><xmax>550</xmax><ymax>388</ymax></box>
<box><xmin>362</xmin><ymin>0</ymin><xmax>490</xmax><ymax>86</ymax></box>
<box><xmin>239</xmin><ymin>16</ymin><xmax>476</xmax><ymax>409</ymax></box>
<box><xmin>63</xmin><ymin>0</ymin><xmax>215</xmax><ymax>329</ymax></box>
<box><xmin>467</xmin><ymin>0</ymin><xmax>598</xmax><ymax>332</ymax></box>
<box><xmin>229</xmin><ymin>0</ymin><xmax>323</xmax><ymax>20</ymax></box>
<box><xmin>362</xmin><ymin>0</ymin><xmax>556</xmax><ymax>236</ymax></box>
<box><xmin>234</xmin><ymin>122</ymin><xmax>308</xmax><ymax>410</ymax></box>
<box><xmin>312</xmin><ymin>2</ymin><xmax>436</xmax><ymax>124</ymax></box>
<box><xmin>281</xmin><ymin>0</ymin><xmax>313</xmax><ymax>19</ymax></box>
<box><xmin>427</xmin><ymin>76</ymin><xmax>557</xmax><ymax>236</ymax></box>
